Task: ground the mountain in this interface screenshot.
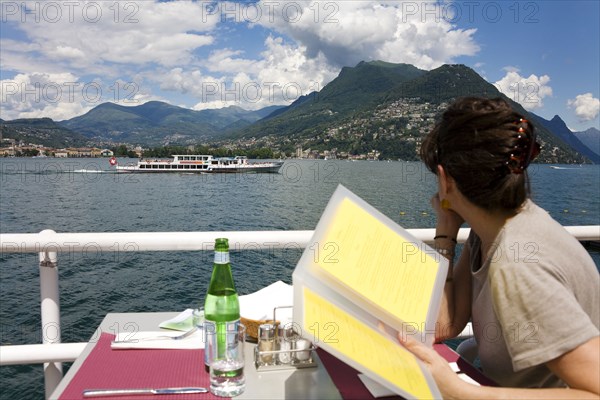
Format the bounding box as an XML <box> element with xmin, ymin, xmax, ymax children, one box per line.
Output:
<box><xmin>530</xmin><ymin>115</ymin><xmax>600</xmax><ymax>164</ymax></box>
<box><xmin>60</xmin><ymin>101</ymin><xmax>284</xmax><ymax>146</ymax></box>
<box><xmin>232</xmin><ymin>61</ymin><xmax>427</xmax><ymax>138</ymax></box>
<box><xmin>385</xmin><ymin>63</ymin><xmax>500</xmax><ymax>103</ymax></box>
<box><xmin>573</xmin><ymin>127</ymin><xmax>600</xmax><ymax>157</ymax></box>
<box><xmin>228</xmin><ymin>61</ymin><xmax>589</xmax><ymax>163</ymax></box>
<box><xmin>0</xmin><ymin>118</ymin><xmax>90</xmax><ymax>148</ymax></box>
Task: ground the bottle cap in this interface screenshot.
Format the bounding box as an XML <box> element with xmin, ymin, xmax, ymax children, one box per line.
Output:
<box><xmin>278</xmin><ymin>325</ymin><xmax>297</xmax><ymax>342</ymax></box>
<box><xmin>259</xmin><ymin>324</ymin><xmax>275</xmax><ymax>340</ymax></box>
<box><xmin>214</xmin><ymin>238</ymin><xmax>229</xmax><ymax>251</ymax></box>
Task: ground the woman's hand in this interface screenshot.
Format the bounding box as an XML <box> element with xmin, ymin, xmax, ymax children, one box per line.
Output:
<box><xmin>399</xmin><ymin>334</ymin><xmax>467</xmax><ymax>400</ymax></box>
<box><xmin>431</xmin><ymin>193</ymin><xmax>464</xmax><ymax>237</ymax></box>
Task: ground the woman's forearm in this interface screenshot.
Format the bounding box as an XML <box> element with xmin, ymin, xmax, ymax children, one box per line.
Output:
<box><xmin>459</xmin><ymin>383</ymin><xmax>599</xmax><ymax>400</ymax></box>
<box><xmin>435</xmin><ymin>241</ymin><xmax>472</xmax><ymax>341</ymax></box>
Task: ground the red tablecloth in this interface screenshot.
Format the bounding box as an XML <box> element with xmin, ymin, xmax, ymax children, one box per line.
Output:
<box><xmin>316</xmin><ymin>344</ymin><xmax>494</xmax><ymax>400</ymax></box>
<box><xmin>59</xmin><ymin>334</ymin><xmax>494</xmax><ymax>400</ymax></box>
<box><xmin>59</xmin><ymin>333</ymin><xmax>217</xmax><ymax>400</ymax></box>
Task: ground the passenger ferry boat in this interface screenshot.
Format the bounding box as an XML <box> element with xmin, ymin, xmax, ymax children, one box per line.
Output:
<box><xmin>113</xmin><ymin>155</ymin><xmax>283</xmax><ymax>173</ymax></box>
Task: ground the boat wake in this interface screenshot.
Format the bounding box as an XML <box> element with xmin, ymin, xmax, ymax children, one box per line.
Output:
<box><xmin>72</xmin><ymin>169</ymin><xmax>119</xmax><ymax>173</ymax></box>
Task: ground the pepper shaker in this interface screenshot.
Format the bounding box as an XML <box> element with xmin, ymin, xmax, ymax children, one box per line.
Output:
<box><xmin>258</xmin><ymin>324</ymin><xmax>276</xmax><ymax>365</ymax></box>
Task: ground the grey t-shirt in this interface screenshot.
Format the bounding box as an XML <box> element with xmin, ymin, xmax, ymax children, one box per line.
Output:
<box><xmin>467</xmin><ymin>200</ymin><xmax>599</xmax><ymax>388</ymax></box>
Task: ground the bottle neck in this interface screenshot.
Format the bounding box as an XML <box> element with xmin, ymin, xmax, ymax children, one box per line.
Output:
<box><xmin>214</xmin><ymin>251</ymin><xmax>229</xmax><ymax>264</ymax></box>
<box><xmin>208</xmin><ymin>251</ymin><xmax>236</xmax><ymax>295</ymax></box>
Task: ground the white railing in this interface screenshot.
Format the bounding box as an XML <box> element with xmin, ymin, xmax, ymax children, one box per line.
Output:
<box><xmin>1</xmin><ymin>226</ymin><xmax>599</xmax><ymax>398</ymax></box>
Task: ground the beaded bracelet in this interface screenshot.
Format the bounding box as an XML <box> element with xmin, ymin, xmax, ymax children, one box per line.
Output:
<box><xmin>434</xmin><ymin>234</ymin><xmax>457</xmax><ymax>243</ymax></box>
<box><xmin>435</xmin><ymin>247</ymin><xmax>455</xmax><ymax>257</ymax></box>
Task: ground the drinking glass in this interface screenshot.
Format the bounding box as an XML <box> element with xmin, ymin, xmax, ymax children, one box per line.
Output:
<box><xmin>208</xmin><ymin>324</ymin><xmax>246</xmax><ymax>397</ymax></box>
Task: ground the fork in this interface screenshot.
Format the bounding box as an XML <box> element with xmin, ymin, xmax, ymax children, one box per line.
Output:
<box><xmin>112</xmin><ymin>328</ymin><xmax>197</xmax><ymax>344</ymax></box>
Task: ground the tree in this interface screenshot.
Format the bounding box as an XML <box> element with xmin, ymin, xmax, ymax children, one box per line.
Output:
<box><xmin>114</xmin><ymin>145</ymin><xmax>129</xmax><ymax>157</ymax></box>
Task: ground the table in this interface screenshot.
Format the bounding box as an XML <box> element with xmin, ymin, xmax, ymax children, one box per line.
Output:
<box><xmin>50</xmin><ymin>312</ymin><xmax>493</xmax><ymax>399</ymax></box>
<box><xmin>50</xmin><ymin>312</ymin><xmax>342</xmax><ymax>399</ymax></box>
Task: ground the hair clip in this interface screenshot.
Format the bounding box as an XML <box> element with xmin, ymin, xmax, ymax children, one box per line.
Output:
<box><xmin>505</xmin><ymin>118</ymin><xmax>540</xmax><ymax>174</ymax></box>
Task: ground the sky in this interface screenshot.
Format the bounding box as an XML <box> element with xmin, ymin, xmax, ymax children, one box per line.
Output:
<box><xmin>0</xmin><ymin>0</ymin><xmax>599</xmax><ymax>132</ymax></box>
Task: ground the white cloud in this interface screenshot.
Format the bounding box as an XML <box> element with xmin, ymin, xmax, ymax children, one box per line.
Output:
<box><xmin>254</xmin><ymin>36</ymin><xmax>338</xmax><ymax>101</ymax></box>
<box><xmin>2</xmin><ymin>1</ymin><xmax>219</xmax><ymax>74</ymax></box>
<box><xmin>205</xmin><ymin>49</ymin><xmax>258</xmax><ymax>74</ymax></box>
<box><xmin>494</xmin><ymin>70</ymin><xmax>553</xmax><ymax>110</ymax></box>
<box><xmin>0</xmin><ymin>72</ymin><xmax>158</xmax><ymax>120</ymax></box>
<box><xmin>567</xmin><ymin>93</ymin><xmax>600</xmax><ymax>121</ymax></box>
<box><xmin>254</xmin><ymin>0</ymin><xmax>480</xmax><ymax>70</ymax></box>
<box><xmin>1</xmin><ymin>72</ymin><xmax>88</xmax><ymax>120</ymax></box>
<box><xmin>157</xmin><ymin>36</ymin><xmax>338</xmax><ymax>110</ymax></box>
<box><xmin>52</xmin><ymin>46</ymin><xmax>86</xmax><ymax>61</ymax></box>
<box><xmin>502</xmin><ymin>66</ymin><xmax>521</xmax><ymax>73</ymax></box>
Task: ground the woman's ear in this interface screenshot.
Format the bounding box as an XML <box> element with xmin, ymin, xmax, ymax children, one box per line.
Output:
<box><xmin>436</xmin><ymin>164</ymin><xmax>451</xmax><ymax>197</ymax></box>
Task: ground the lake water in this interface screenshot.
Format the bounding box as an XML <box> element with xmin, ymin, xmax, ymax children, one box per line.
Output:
<box><xmin>1</xmin><ymin>158</ymin><xmax>599</xmax><ymax>399</ymax></box>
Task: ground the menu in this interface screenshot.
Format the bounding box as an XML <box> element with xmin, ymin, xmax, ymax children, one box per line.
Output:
<box><xmin>292</xmin><ymin>185</ymin><xmax>447</xmax><ymax>399</ymax></box>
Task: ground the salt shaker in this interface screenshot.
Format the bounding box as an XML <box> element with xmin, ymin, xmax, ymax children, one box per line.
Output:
<box><xmin>258</xmin><ymin>324</ymin><xmax>276</xmax><ymax>365</ymax></box>
<box><xmin>277</xmin><ymin>325</ymin><xmax>295</xmax><ymax>364</ymax></box>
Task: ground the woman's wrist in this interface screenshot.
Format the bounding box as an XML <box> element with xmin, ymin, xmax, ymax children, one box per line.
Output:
<box><xmin>435</xmin><ymin>222</ymin><xmax>460</xmax><ymax>237</ymax></box>
<box><xmin>434</xmin><ymin>234</ymin><xmax>457</xmax><ymax>243</ymax></box>
<box><xmin>434</xmin><ymin>233</ymin><xmax>456</xmax><ymax>263</ymax></box>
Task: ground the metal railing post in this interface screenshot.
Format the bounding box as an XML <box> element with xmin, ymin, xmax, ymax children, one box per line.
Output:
<box><xmin>38</xmin><ymin>229</ymin><xmax>62</xmax><ymax>399</ymax></box>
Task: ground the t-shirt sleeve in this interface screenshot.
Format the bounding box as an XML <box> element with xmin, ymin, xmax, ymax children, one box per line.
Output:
<box><xmin>490</xmin><ymin>257</ymin><xmax>599</xmax><ymax>372</ymax></box>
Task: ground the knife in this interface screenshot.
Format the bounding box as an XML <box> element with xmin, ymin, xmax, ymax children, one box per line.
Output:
<box><xmin>82</xmin><ymin>387</ymin><xmax>208</xmax><ymax>397</ymax></box>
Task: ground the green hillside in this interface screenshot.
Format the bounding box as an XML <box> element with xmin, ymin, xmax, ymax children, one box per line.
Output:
<box><xmin>1</xmin><ymin>118</ymin><xmax>90</xmax><ymax>148</ymax></box>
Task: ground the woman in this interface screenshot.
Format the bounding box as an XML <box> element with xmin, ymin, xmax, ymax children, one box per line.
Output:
<box><xmin>405</xmin><ymin>97</ymin><xmax>599</xmax><ymax>398</ymax></box>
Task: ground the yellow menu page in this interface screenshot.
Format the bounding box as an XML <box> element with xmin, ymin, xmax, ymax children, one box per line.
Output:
<box><xmin>303</xmin><ymin>287</ymin><xmax>434</xmax><ymax>399</ymax></box>
<box><xmin>311</xmin><ymin>197</ymin><xmax>440</xmax><ymax>324</ymax></box>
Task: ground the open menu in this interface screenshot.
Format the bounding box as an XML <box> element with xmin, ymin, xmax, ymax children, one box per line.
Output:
<box><xmin>292</xmin><ymin>185</ymin><xmax>448</xmax><ymax>399</ymax></box>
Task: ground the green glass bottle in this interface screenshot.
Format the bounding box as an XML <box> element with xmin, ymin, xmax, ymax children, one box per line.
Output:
<box><xmin>204</xmin><ymin>238</ymin><xmax>240</xmax><ymax>372</ymax></box>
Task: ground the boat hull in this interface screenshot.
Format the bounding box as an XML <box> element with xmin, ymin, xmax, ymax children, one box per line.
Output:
<box><xmin>115</xmin><ymin>162</ymin><xmax>283</xmax><ymax>174</ymax></box>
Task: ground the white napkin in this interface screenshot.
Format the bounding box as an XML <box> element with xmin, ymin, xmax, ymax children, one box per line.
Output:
<box><xmin>357</xmin><ymin>374</ymin><xmax>397</xmax><ymax>398</ymax></box>
<box><xmin>158</xmin><ymin>308</ymin><xmax>199</xmax><ymax>331</ymax></box>
<box><xmin>238</xmin><ymin>281</ymin><xmax>293</xmax><ymax>324</ymax></box>
<box><xmin>110</xmin><ymin>329</ymin><xmax>204</xmax><ymax>350</ymax></box>
<box><xmin>358</xmin><ymin>363</ymin><xmax>481</xmax><ymax>396</ymax></box>
<box><xmin>458</xmin><ymin>373</ymin><xmax>481</xmax><ymax>386</ymax></box>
